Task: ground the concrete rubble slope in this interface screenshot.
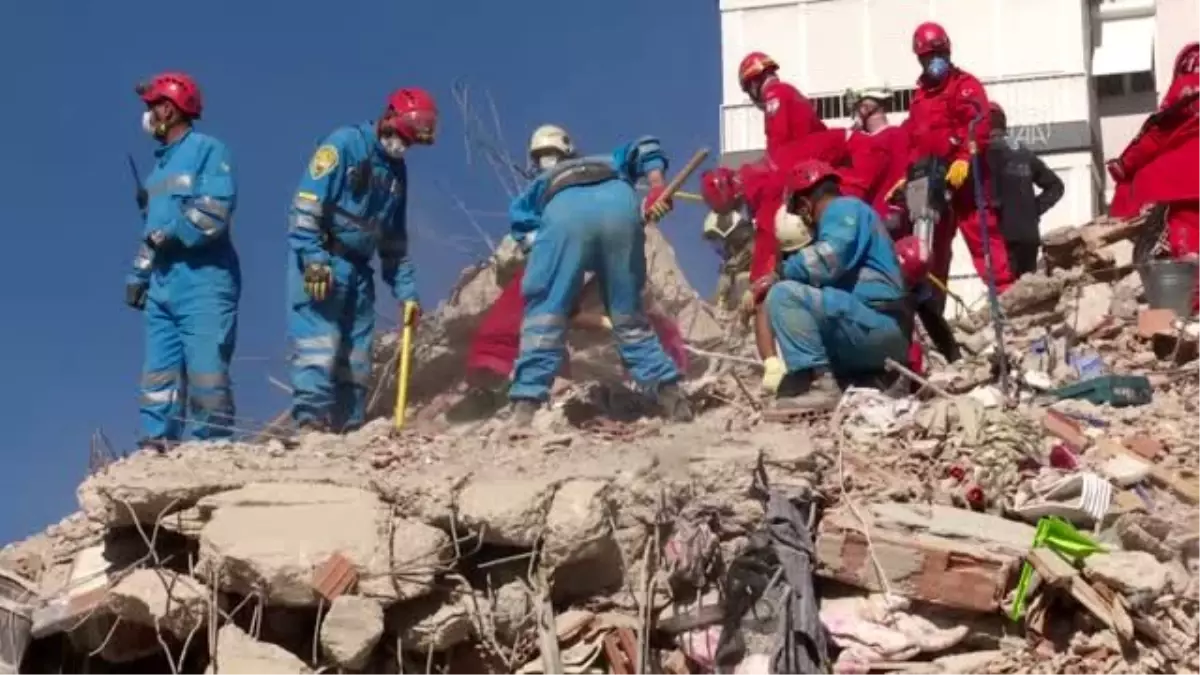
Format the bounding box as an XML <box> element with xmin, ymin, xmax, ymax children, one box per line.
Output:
<box><xmin>0</xmin><ymin>214</ymin><xmax>1197</xmax><ymax>674</ymax></box>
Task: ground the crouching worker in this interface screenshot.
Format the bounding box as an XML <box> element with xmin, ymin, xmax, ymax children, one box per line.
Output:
<box><xmin>756</xmin><ymin>160</ymin><xmax>910</xmax><ymax>411</ymax></box>
<box><xmin>506</xmin><ymin>124</ymin><xmax>694</xmax><ymax>425</ymax></box>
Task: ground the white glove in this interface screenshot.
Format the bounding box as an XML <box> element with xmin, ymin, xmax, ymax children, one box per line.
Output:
<box><xmin>761</xmin><ymin>356</ymin><xmax>786</xmax><ymax>393</ymax></box>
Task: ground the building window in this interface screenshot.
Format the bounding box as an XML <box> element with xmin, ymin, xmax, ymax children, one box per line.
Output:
<box><xmin>811</xmin><ymin>87</ymin><xmax>917</xmax><ymax>121</ymax></box>
<box><xmin>1096</xmin><ymin>71</ymin><xmax>1155</xmax><ymax>98</ymax></box>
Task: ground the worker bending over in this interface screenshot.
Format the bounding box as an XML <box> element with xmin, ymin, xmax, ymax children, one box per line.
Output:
<box><xmin>505</xmin><ymin>124</ymin><xmax>693</xmax><ymax>424</ymax></box>
<box><xmin>897</xmin><ymin>22</ymin><xmax>1013</xmax><ymax>292</ymax></box>
<box><xmin>737</xmin><ymin>51</ymin><xmax>826</xmax><ymax>167</ymax></box>
<box><xmin>757</xmin><ymin>161</ymin><xmax>910</xmax><ymax>411</ymax></box>
<box><xmin>1108</xmin><ymin>42</ymin><xmax>1199</xmax><ymax>269</ymax></box>
<box><xmin>126</xmin><ymin>72</ymin><xmax>240</xmax><ymax>451</ymax></box>
<box><xmin>703</xmin><ymin>210</ymin><xmax>755</xmax><ymax>312</ymax></box>
<box><xmin>287</xmin><ymin>88</ymin><xmax>438</xmax><ymax>433</ymax></box>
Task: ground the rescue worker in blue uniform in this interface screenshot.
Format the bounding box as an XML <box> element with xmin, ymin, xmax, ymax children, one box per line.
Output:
<box><xmin>125</xmin><ymin>72</ymin><xmax>240</xmax><ymax>451</ymax></box>
<box><xmin>505</xmin><ymin>124</ymin><xmax>693</xmax><ymax>424</ymax></box>
<box><xmin>287</xmin><ymin>88</ymin><xmax>438</xmax><ymax>433</ymax></box>
<box><xmin>757</xmin><ymin>159</ymin><xmax>910</xmax><ymax>411</ymax></box>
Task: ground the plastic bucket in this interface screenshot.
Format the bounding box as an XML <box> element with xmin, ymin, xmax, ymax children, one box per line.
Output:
<box><xmin>1139</xmin><ymin>259</ymin><xmax>1199</xmax><ymax>317</ymax></box>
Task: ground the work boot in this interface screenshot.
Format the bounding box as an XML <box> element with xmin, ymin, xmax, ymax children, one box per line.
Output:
<box><xmin>139</xmin><ymin>439</ymin><xmax>169</xmax><ymax>454</ymax></box>
<box><xmin>657</xmin><ymin>383</ymin><xmax>695</xmax><ymax>422</ymax></box>
<box><xmin>775</xmin><ymin>369</ymin><xmax>841</xmax><ymax>412</ymax></box>
<box><xmin>445</xmin><ymin>385</ymin><xmax>508</xmax><ymax>424</ymax></box>
<box><xmin>509</xmin><ymin>399</ymin><xmax>541</xmax><ymax>427</ymax></box>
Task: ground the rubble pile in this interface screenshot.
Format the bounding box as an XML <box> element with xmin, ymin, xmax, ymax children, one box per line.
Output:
<box><xmin>0</xmin><ymin>216</ymin><xmax>1197</xmax><ymax>674</ymax></box>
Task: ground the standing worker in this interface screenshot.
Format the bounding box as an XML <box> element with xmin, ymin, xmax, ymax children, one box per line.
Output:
<box><xmin>844</xmin><ymin>89</ymin><xmax>912</xmax><ymax>223</ymax></box>
<box><xmin>702</xmin><ymin>210</ymin><xmax>755</xmax><ymax>312</ymax></box>
<box><xmin>737</xmin><ymin>51</ymin><xmax>827</xmax><ymax>167</ymax></box>
<box><xmin>505</xmin><ymin>125</ymin><xmax>693</xmax><ymax>424</ymax></box>
<box><xmin>896</xmin><ymin>22</ymin><xmax>1015</xmax><ymax>292</ymax></box>
<box><xmin>986</xmin><ymin>102</ymin><xmax>1064</xmax><ymax>277</ymax></box>
<box><xmin>287</xmin><ymin>88</ymin><xmax>437</xmax><ymax>433</ymax></box>
<box><xmin>126</xmin><ymin>72</ymin><xmax>240</xmax><ymax>451</ymax></box>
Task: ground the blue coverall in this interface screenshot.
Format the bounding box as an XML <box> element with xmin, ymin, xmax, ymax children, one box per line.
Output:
<box><xmin>287</xmin><ymin>123</ymin><xmax>417</xmax><ymax>431</ymax></box>
<box><xmin>128</xmin><ymin>130</ymin><xmax>240</xmax><ymax>444</ymax></box>
<box><xmin>765</xmin><ymin>196</ymin><xmax>909</xmax><ymax>376</ymax></box>
<box><xmin>507</xmin><ymin>137</ymin><xmax>680</xmax><ymax>402</ymax></box>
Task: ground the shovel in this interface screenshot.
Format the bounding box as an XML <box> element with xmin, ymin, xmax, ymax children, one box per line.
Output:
<box><xmin>393</xmin><ymin>300</ymin><xmax>419</xmax><ymax>431</ymax></box>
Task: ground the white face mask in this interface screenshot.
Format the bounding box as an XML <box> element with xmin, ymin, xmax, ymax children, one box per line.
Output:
<box><xmin>141</xmin><ymin>110</ymin><xmax>157</xmax><ymax>136</ymax></box>
<box><xmin>537</xmin><ymin>154</ymin><xmax>560</xmax><ymax>170</ymax></box>
<box><xmin>380</xmin><ymin>136</ymin><xmax>407</xmax><ymax>159</ymax></box>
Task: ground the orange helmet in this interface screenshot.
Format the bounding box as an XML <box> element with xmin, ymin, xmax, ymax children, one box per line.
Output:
<box><xmin>738</xmin><ymin>51</ymin><xmax>779</xmax><ymax>92</ymax></box>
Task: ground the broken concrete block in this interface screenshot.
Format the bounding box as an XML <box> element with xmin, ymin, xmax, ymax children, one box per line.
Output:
<box><xmin>1124</xmin><ymin>435</ymin><xmax>1165</xmax><ymax>461</ymax></box>
<box><xmin>456</xmin><ymin>476</ymin><xmax>558</xmax><ymax>547</ymax></box>
<box><xmin>206</xmin><ymin>623</ymin><xmax>311</xmax><ymax>674</ymax></box>
<box><xmin>388</xmin><ymin>592</ymin><xmax>473</xmax><ymax>652</ymax></box>
<box><xmin>1138</xmin><ymin>308</ymin><xmax>1179</xmax><ymax>338</ymax></box>
<box><xmin>359</xmin><ymin>520</ymin><xmax>451</xmax><ymax>603</ymax></box>
<box><xmin>867</xmin><ymin>503</ymin><xmax>1036</xmax><ymax>557</ymax></box>
<box><xmin>542</xmin><ymin>479</ymin><xmax>613</xmax><ymax>567</ymax></box>
<box><xmin>320</xmin><ymin>595</ymin><xmax>384</xmax><ymax>670</ymax></box>
<box><xmin>1084</xmin><ymin>551</ymin><xmax>1168</xmax><ymax>605</ymax></box>
<box><xmin>196</xmin><ymin>483</ymin><xmax>391</xmax><ymax>607</ymax></box>
<box><xmin>77</xmin><ymin>461</ymin><xmax>243</xmax><ymax>526</ymax></box>
<box><xmin>1062</xmin><ymin>283</ymin><xmax>1114</xmax><ymax>336</ymax></box>
<box><xmin>815</xmin><ymin>513</ymin><xmax>1017</xmax><ymax>613</ymax></box>
<box><xmin>106</xmin><ymin>569</ymin><xmax>211</xmax><ymax>639</ymax></box>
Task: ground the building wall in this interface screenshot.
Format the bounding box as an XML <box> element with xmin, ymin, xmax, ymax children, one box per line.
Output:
<box><xmin>1155</xmin><ymin>0</ymin><xmax>1200</xmax><ymax>96</ymax></box>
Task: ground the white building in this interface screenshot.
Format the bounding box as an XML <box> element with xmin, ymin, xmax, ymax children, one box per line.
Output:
<box><xmin>717</xmin><ymin>0</ymin><xmax>1196</xmax><ymax>314</ymax></box>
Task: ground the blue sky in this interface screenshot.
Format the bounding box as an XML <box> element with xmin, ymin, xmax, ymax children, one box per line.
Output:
<box><xmin>0</xmin><ymin>0</ymin><xmax>721</xmax><ymax>543</ymax></box>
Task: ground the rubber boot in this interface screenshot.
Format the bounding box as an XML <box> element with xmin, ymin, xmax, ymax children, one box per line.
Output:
<box><xmin>657</xmin><ymin>382</ymin><xmax>695</xmax><ymax>422</ymax></box>
<box><xmin>445</xmin><ymin>385</ymin><xmax>509</xmax><ymax>424</ymax></box>
<box><xmin>509</xmin><ymin>399</ymin><xmax>541</xmax><ymax>427</ymax></box>
<box><xmin>775</xmin><ymin>369</ymin><xmax>841</xmax><ymax>412</ymax></box>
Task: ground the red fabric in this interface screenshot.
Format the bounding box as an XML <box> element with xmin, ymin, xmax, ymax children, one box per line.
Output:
<box><xmin>844</xmin><ymin>125</ymin><xmax>911</xmax><ymax>217</ymax></box>
<box><xmin>936</xmin><ymin>206</ymin><xmax>1015</xmax><ymax>293</ymax></box>
<box><xmin>761</xmin><ymin>79</ymin><xmax>827</xmax><ymax>167</ymax></box>
<box><xmin>465</xmin><ymin>270</ymin><xmax>690</xmax><ymax>380</ymax></box>
<box><xmin>1166</xmin><ymin>201</ymin><xmax>1200</xmax><ymax>258</ymax></box>
<box><xmin>907</xmin><ymin>340</ymin><xmax>925</xmax><ymax>377</ymax></box>
<box><xmin>904</xmin><ymin>67</ymin><xmax>993</xmax><ymax>207</ymax></box>
<box><xmin>1108</xmin><ymin>181</ymin><xmax>1140</xmax><ymax>219</ymax></box>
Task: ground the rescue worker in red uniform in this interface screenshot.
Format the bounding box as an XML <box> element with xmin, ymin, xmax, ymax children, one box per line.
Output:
<box><xmin>896</xmin><ymin>22</ymin><xmax>1015</xmax><ymax>293</ymax></box>
<box><xmin>738</xmin><ymin>52</ymin><xmax>827</xmax><ymax>167</ymax></box>
<box><xmin>844</xmin><ymin>89</ymin><xmax>912</xmax><ymax>224</ymax></box>
<box><xmin>1108</xmin><ymin>42</ymin><xmax>1199</xmax><ymax>271</ymax></box>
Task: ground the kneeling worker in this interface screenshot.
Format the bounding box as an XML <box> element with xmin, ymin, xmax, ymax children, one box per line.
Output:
<box><xmin>755</xmin><ymin>160</ymin><xmax>910</xmax><ymax>411</ymax></box>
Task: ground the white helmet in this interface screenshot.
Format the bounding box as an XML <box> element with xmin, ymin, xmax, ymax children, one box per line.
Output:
<box><xmin>529</xmin><ymin>124</ymin><xmax>574</xmax><ymax>158</ymax></box>
<box><xmin>703</xmin><ymin>211</ymin><xmax>734</xmax><ymax>240</ymax></box>
<box><xmin>774</xmin><ymin>204</ymin><xmax>813</xmax><ymax>253</ymax></box>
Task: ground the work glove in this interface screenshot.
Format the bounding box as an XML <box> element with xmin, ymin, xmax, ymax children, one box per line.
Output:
<box><xmin>402</xmin><ymin>300</ymin><xmax>421</xmax><ymax>328</ymax></box>
<box><xmin>761</xmin><ymin>356</ymin><xmax>786</xmax><ymax>393</ymax></box>
<box><xmin>303</xmin><ymin>262</ymin><xmax>333</xmax><ymax>302</ymax></box>
<box><xmin>600</xmin><ymin>315</ymin><xmax>613</xmax><ymax>330</ymax></box>
<box><xmin>945</xmin><ymin>160</ymin><xmax>970</xmax><ymax>190</ymax></box>
<box><xmin>1106</xmin><ymin>159</ymin><xmax>1127</xmax><ymax>183</ymax></box>
<box><xmin>125</xmin><ymin>281</ymin><xmax>147</xmax><ymax>311</ymax></box>
<box><xmin>884</xmin><ymin>178</ymin><xmax>907</xmax><ymax>203</ymax></box>
<box><xmin>642</xmin><ymin>185</ymin><xmax>674</xmax><ymax>222</ymax></box>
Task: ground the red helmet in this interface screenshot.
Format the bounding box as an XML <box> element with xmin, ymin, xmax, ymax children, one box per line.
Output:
<box><xmin>912</xmin><ymin>22</ymin><xmax>951</xmax><ymax>57</ymax></box>
<box><xmin>701</xmin><ymin>167</ymin><xmax>743</xmax><ymax>214</ymax></box>
<box><xmin>787</xmin><ymin>159</ymin><xmax>839</xmax><ymax>194</ymax></box>
<box><xmin>384</xmin><ymin>88</ymin><xmax>438</xmax><ymax>145</ymax></box>
<box><xmin>136</xmin><ymin>72</ymin><xmax>203</xmax><ymax>118</ymax></box>
<box><xmin>1175</xmin><ymin>42</ymin><xmax>1199</xmax><ymax>76</ymax></box>
<box><xmin>738</xmin><ymin>52</ymin><xmax>779</xmax><ymax>92</ymax></box>
<box><xmin>894</xmin><ymin>235</ymin><xmax>929</xmax><ymax>286</ymax></box>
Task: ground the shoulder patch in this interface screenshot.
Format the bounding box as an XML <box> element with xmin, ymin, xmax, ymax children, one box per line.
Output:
<box><xmin>765</xmin><ymin>97</ymin><xmax>781</xmax><ymax>116</ymax></box>
<box><xmin>309</xmin><ymin>145</ymin><xmax>339</xmax><ymax>180</ymax></box>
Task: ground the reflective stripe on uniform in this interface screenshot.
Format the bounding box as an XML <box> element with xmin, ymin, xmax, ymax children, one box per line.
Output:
<box><xmin>289</xmin><ymin>213</ymin><xmax>322</xmax><ymax>233</ymax></box>
<box><xmin>189</xmin><ymin>371</ymin><xmax>230</xmax><ymax>389</ymax></box>
<box><xmin>134</xmin><ymin>243</ymin><xmax>154</xmax><ymax>271</ymax></box>
<box><xmin>519</xmin><ymin>314</ymin><xmax>567</xmax><ymax>351</ymax></box>
<box><xmin>611</xmin><ymin>314</ymin><xmax>655</xmax><ymax>344</ymax></box>
<box><xmin>186</xmin><ymin>207</ymin><xmax>223</xmax><ymax>234</ymax></box>
<box><xmin>146</xmin><ymin>173</ymin><xmax>194</xmax><ymax>196</ymax></box>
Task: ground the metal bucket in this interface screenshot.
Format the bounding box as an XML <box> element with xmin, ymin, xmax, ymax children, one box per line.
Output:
<box><xmin>1139</xmin><ymin>259</ymin><xmax>1199</xmax><ymax>317</ymax></box>
<box><xmin>0</xmin><ymin>569</ymin><xmax>37</xmax><ymax>674</ymax></box>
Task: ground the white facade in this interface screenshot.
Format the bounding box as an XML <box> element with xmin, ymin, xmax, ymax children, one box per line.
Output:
<box><xmin>717</xmin><ymin>0</ymin><xmax>1192</xmax><ymax>314</ymax></box>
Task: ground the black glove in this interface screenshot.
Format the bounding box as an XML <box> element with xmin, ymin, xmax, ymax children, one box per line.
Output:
<box><xmin>135</xmin><ymin>186</ymin><xmax>148</xmax><ymax>215</ymax></box>
<box><xmin>125</xmin><ymin>281</ymin><xmax>147</xmax><ymax>310</ymax></box>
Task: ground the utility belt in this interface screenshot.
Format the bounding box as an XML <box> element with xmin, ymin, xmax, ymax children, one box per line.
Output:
<box><xmin>867</xmin><ymin>296</ymin><xmax>915</xmax><ymax>339</ymax></box>
<box><xmin>322</xmin><ymin>233</ymin><xmax>372</xmax><ymax>267</ymax></box>
<box><xmin>538</xmin><ymin>159</ymin><xmax>619</xmax><ymax>210</ymax></box>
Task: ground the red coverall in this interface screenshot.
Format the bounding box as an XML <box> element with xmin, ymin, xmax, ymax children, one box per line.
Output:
<box><xmin>1109</xmin><ymin>43</ymin><xmax>1199</xmax><ymax>261</ymax></box>
<box><xmin>761</xmin><ymin>79</ymin><xmax>827</xmax><ymax>168</ymax></box>
<box><xmin>846</xmin><ymin>126</ymin><xmax>913</xmax><ymax>221</ymax></box>
<box><xmin>747</xmin><ymin>129</ymin><xmax>850</xmax><ymax>284</ymax></box>
<box><xmin>465</xmin><ymin>269</ymin><xmax>688</xmax><ymax>381</ymax></box>
<box><xmin>904</xmin><ymin>67</ymin><xmax>1014</xmax><ymax>292</ymax></box>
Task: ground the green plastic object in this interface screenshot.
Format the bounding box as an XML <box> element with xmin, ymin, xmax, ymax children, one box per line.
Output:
<box><xmin>1051</xmin><ymin>375</ymin><xmax>1153</xmax><ymax>408</ymax></box>
<box><xmin>1009</xmin><ymin>516</ymin><xmax>1106</xmax><ymax>622</ymax></box>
